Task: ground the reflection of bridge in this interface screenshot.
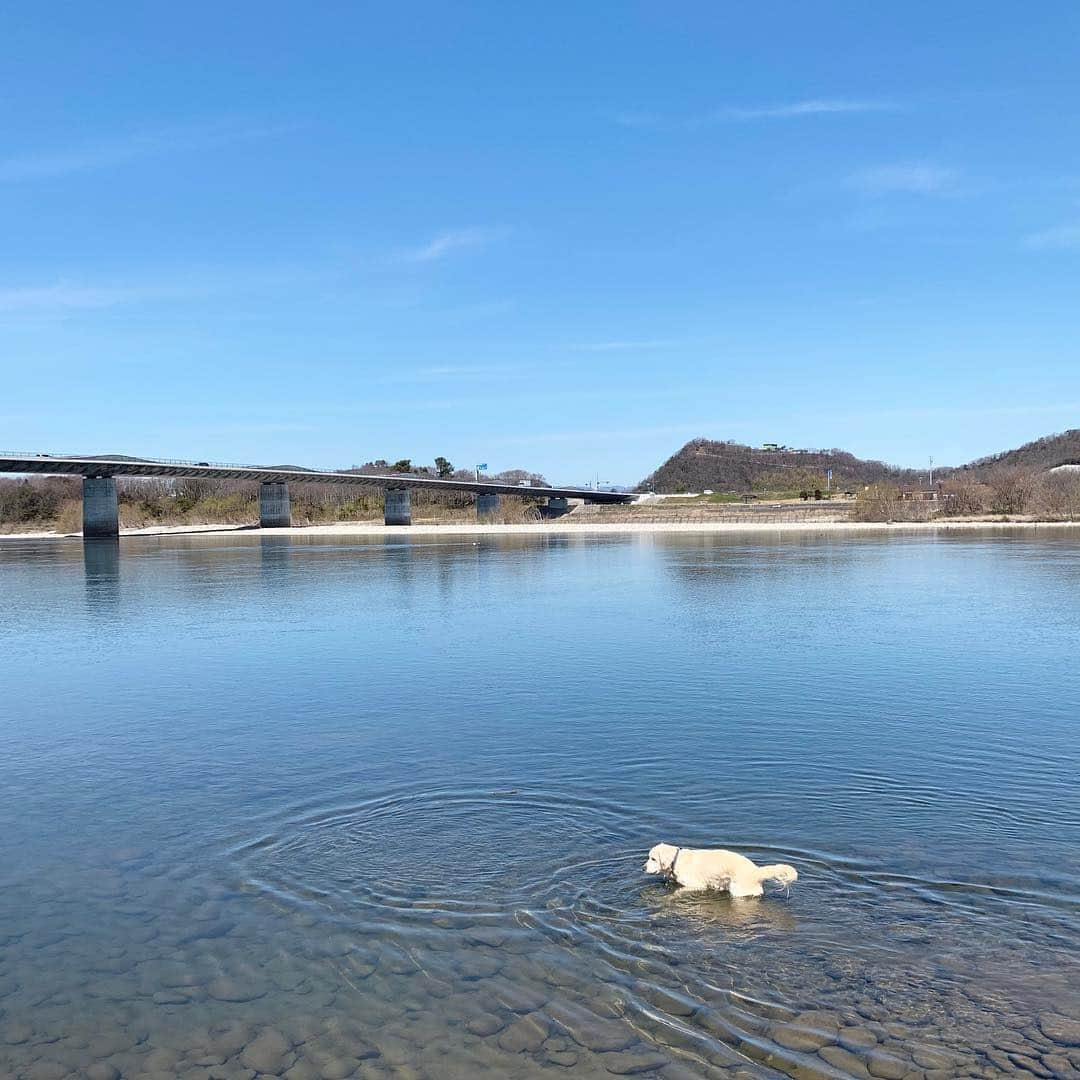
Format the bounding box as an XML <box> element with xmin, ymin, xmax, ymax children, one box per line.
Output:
<box><xmin>0</xmin><ymin>452</ymin><xmax>633</xmax><ymax>537</ymax></box>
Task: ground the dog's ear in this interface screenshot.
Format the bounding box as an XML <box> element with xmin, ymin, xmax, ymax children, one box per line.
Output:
<box><xmin>655</xmin><ymin>843</ymin><xmax>677</xmax><ymax>867</ymax></box>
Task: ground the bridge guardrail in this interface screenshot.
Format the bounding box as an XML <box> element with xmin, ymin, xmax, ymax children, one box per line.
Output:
<box><xmin>0</xmin><ymin>451</ymin><xmax>268</xmax><ymax>470</ymax></box>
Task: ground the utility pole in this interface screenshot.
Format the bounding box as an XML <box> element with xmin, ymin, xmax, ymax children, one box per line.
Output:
<box><xmin>929</xmin><ymin>456</ymin><xmax>934</xmax><ymax>487</ymax></box>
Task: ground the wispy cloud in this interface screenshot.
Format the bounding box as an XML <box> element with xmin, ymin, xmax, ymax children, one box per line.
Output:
<box><xmin>0</xmin><ymin>264</ymin><xmax>304</xmax><ymax>318</ymax></box>
<box><xmin>375</xmin><ymin>362</ymin><xmax>534</xmax><ymax>385</ymax></box>
<box><xmin>1024</xmin><ymin>223</ymin><xmax>1080</xmax><ymax>250</ymax></box>
<box><xmin>849</xmin><ymin>162</ymin><xmax>957</xmax><ymax>195</ymax></box>
<box><xmin>723</xmin><ymin>99</ymin><xmax>895</xmax><ymax>121</ymax></box>
<box><xmin>398</xmin><ymin>228</ymin><xmax>505</xmax><ymax>263</ymax></box>
<box><xmin>0</xmin><ymin>120</ymin><xmax>293</xmax><ymax>183</ymax></box>
<box><xmin>571</xmin><ymin>337</ymin><xmax>696</xmax><ymax>352</ymax></box>
<box><xmin>0</xmin><ymin>281</ymin><xmax>178</xmax><ymax>314</ymax></box>
<box><xmin>613</xmin><ymin>98</ymin><xmax>895</xmax><ymax>129</ymax></box>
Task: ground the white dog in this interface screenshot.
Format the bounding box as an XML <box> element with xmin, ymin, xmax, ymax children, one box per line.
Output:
<box><xmin>644</xmin><ymin>843</ymin><xmax>797</xmax><ymax>897</ymax></box>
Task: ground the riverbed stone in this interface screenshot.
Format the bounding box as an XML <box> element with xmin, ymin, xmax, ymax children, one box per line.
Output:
<box><xmin>1039</xmin><ymin>1053</ymin><xmax>1076</xmax><ymax>1077</ymax></box>
<box><xmin>840</xmin><ymin>1026</ymin><xmax>881</xmax><ymax>1052</ymax></box>
<box><xmin>498</xmin><ymin>1011</ymin><xmax>549</xmax><ymax>1054</ymax></box>
<box><xmin>771</xmin><ymin>1017</ymin><xmax>837</xmax><ymax>1053</ymax></box>
<box><xmin>465</xmin><ymin>1012</ymin><xmax>506</xmax><ymax>1037</ymax></box>
<box><xmin>153</xmin><ymin>988</ymin><xmax>192</xmax><ymax>1005</ymax></box>
<box><xmin>466</xmin><ymin>928</ymin><xmax>511</xmax><ymax>948</ymax></box>
<box><xmin>25</xmin><ymin>1061</ymin><xmax>68</xmax><ymax>1080</ymax></box>
<box><xmin>343</xmin><ymin>954</ymin><xmax>376</xmax><ymax>979</ymax></box>
<box><xmin>602</xmin><ymin>1047</ymin><xmax>671</xmax><ymax>1074</ymax></box>
<box><xmin>1</xmin><ymin>1019</ymin><xmax>33</xmax><ymax>1044</ymax></box>
<box><xmin>207</xmin><ymin>977</ymin><xmax>265</xmax><ymax>1003</ymax></box>
<box><xmin>548</xmin><ymin>1002</ymin><xmax>637</xmax><ymax>1052</ymax></box>
<box><xmin>865</xmin><ymin>1048</ymin><xmax>910</xmax><ymax>1079</ymax></box>
<box><xmin>820</xmin><ymin>1044</ymin><xmax>872</xmax><ymax>1076</ymax></box>
<box><xmin>241</xmin><ymin>1026</ymin><xmax>293</xmax><ymax>1074</ymax></box>
<box><xmin>86</xmin><ymin>1064</ymin><xmax>121</xmax><ymax>1080</ymax></box>
<box><xmin>456</xmin><ymin>954</ymin><xmax>503</xmax><ymax>980</ymax></box>
<box><xmin>284</xmin><ymin>1062</ymin><xmax>322</xmax><ymax>1080</ymax></box>
<box><xmin>488</xmin><ymin>980</ymin><xmax>548</xmax><ymax>1014</ymax></box>
<box><xmin>911</xmin><ymin>1046</ymin><xmax>957</xmax><ymax>1071</ymax></box>
<box><xmin>1009</xmin><ymin>1052</ymin><xmax>1053</xmax><ymax>1077</ymax></box>
<box><xmin>208</xmin><ymin>1022</ymin><xmax>254</xmax><ymax>1058</ymax></box>
<box><xmin>316</xmin><ymin>1056</ymin><xmax>361</xmax><ymax>1079</ymax></box>
<box><xmin>1040</xmin><ymin>1014</ymin><xmax>1080</xmax><ymax>1047</ymax></box>
<box><xmin>643</xmin><ymin>985</ymin><xmax>698</xmax><ymax>1018</ymax></box>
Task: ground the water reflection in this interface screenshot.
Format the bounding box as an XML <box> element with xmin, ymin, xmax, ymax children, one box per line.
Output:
<box><xmin>82</xmin><ymin>537</ymin><xmax>120</xmax><ymax>607</ymax></box>
<box><xmin>649</xmin><ymin>886</ymin><xmax>800</xmax><ymax>933</ymax></box>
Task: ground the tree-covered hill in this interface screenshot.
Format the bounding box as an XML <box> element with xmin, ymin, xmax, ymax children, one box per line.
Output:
<box><xmin>637</xmin><ymin>439</ymin><xmax>927</xmax><ymax>494</ymax></box>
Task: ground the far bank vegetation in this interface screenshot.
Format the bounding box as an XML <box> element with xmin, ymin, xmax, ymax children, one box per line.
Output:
<box><xmin>851</xmin><ymin>468</ymin><xmax>1080</xmax><ymax>522</ymax></box>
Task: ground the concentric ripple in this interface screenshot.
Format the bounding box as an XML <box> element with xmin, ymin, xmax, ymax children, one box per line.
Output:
<box><xmin>232</xmin><ymin>783</ymin><xmax>660</xmax><ymax>919</ymax></box>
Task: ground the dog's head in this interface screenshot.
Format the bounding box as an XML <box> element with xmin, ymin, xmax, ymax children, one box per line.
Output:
<box><xmin>771</xmin><ymin>864</ymin><xmax>798</xmax><ymax>886</ymax></box>
<box><xmin>643</xmin><ymin>843</ymin><xmax>679</xmax><ymax>875</ymax></box>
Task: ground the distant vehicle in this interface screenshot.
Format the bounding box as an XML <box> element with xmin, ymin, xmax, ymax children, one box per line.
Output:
<box><xmin>195</xmin><ymin>461</ymin><xmax>209</xmax><ymax>467</ymax></box>
<box><xmin>518</xmin><ymin>480</ymin><xmax>530</xmax><ymax>486</ymax></box>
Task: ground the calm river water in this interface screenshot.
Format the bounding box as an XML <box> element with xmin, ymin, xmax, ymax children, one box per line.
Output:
<box><xmin>1</xmin><ymin>529</ymin><xmax>1078</xmax><ymax>1080</ymax></box>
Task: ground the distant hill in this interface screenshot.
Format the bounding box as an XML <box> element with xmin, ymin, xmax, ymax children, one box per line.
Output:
<box><xmin>961</xmin><ymin>429</ymin><xmax>1080</xmax><ymax>475</ymax></box>
<box><xmin>637</xmin><ymin>439</ymin><xmax>926</xmax><ymax>494</ymax></box>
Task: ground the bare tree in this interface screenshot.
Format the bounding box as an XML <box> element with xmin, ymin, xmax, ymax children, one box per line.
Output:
<box><xmin>985</xmin><ymin>467</ymin><xmax>1037</xmax><ymax>515</ymax></box>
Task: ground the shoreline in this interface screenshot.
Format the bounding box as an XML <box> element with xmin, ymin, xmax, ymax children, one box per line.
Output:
<box><xmin>4</xmin><ymin>518</ymin><xmax>1080</xmax><ymax>541</ymax></box>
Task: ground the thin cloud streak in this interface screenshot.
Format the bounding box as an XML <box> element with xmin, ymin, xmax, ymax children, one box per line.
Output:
<box><xmin>398</xmin><ymin>228</ymin><xmax>505</xmax><ymax>263</ymax></box>
<box><xmin>0</xmin><ymin>282</ymin><xmax>179</xmax><ymax>314</ymax></box>
<box><xmin>571</xmin><ymin>337</ymin><xmax>706</xmax><ymax>352</ymax></box>
<box><xmin>722</xmin><ymin>99</ymin><xmax>896</xmax><ymax>121</ymax></box>
<box><xmin>374</xmin><ymin>362</ymin><xmax>535</xmax><ymax>385</ymax></box>
<box><xmin>849</xmin><ymin>163</ymin><xmax>957</xmax><ymax>195</ymax></box>
<box><xmin>613</xmin><ymin>98</ymin><xmax>896</xmax><ymax>129</ymax></box>
<box><xmin>1024</xmin><ymin>224</ymin><xmax>1080</xmax><ymax>250</ymax></box>
<box><xmin>0</xmin><ymin>265</ymin><xmax>312</xmax><ymax>318</ymax></box>
<box><xmin>0</xmin><ymin>120</ymin><xmax>295</xmax><ymax>182</ymax></box>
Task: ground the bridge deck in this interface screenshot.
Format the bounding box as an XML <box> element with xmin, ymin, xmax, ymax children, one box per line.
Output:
<box><xmin>0</xmin><ymin>453</ymin><xmax>634</xmax><ymax>504</ymax></box>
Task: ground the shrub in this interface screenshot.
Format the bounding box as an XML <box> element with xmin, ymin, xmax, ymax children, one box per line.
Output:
<box><xmin>1032</xmin><ymin>472</ymin><xmax>1080</xmax><ymax>520</ymax></box>
<box><xmin>939</xmin><ymin>474</ymin><xmax>992</xmax><ymax>516</ymax></box>
<box><xmin>851</xmin><ymin>484</ymin><xmax>933</xmax><ymax>522</ymax></box>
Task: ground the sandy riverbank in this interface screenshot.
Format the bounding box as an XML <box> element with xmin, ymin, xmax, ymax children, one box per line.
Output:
<box><xmin>4</xmin><ymin>518</ymin><xmax>1080</xmax><ymax>541</ymax></box>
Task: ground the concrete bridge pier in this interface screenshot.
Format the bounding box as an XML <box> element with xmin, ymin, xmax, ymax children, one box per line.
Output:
<box><xmin>82</xmin><ymin>476</ymin><xmax>119</xmax><ymax>538</ymax></box>
<box><xmin>385</xmin><ymin>487</ymin><xmax>411</xmax><ymax>526</ymax></box>
<box><xmin>476</xmin><ymin>493</ymin><xmax>500</xmax><ymax>520</ymax></box>
<box><xmin>259</xmin><ymin>481</ymin><xmax>291</xmax><ymax>528</ymax></box>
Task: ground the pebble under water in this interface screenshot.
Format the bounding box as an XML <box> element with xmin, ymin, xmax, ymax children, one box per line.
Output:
<box><xmin>0</xmin><ymin>529</ymin><xmax>1078</xmax><ymax>1080</ymax></box>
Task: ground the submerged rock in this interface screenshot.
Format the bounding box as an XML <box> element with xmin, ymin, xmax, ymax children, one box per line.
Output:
<box><xmin>864</xmin><ymin>1048</ymin><xmax>910</xmax><ymax>1079</ymax></box>
<box><xmin>241</xmin><ymin>1026</ymin><xmax>293</xmax><ymax>1074</ymax></box>
<box><xmin>1040</xmin><ymin>1013</ymin><xmax>1080</xmax><ymax>1047</ymax></box>
<box><xmin>497</xmin><ymin>1012</ymin><xmax>549</xmax><ymax>1054</ymax></box>
<box><xmin>601</xmin><ymin>1047</ymin><xmax>671</xmax><ymax>1075</ymax></box>
<box><xmin>465</xmin><ymin>1012</ymin><xmax>506</xmax><ymax>1037</ymax></box>
<box><xmin>207</xmin><ymin>977</ymin><xmax>265</xmax><ymax>1003</ymax></box>
<box><xmin>86</xmin><ymin>1064</ymin><xmax>121</xmax><ymax>1080</ymax></box>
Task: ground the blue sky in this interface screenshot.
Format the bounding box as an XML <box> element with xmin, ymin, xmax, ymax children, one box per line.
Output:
<box><xmin>1</xmin><ymin>3</ymin><xmax>1078</xmax><ymax>484</ymax></box>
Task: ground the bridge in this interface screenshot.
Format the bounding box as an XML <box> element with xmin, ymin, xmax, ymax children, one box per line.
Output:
<box><xmin>0</xmin><ymin>451</ymin><xmax>634</xmax><ymax>537</ymax></box>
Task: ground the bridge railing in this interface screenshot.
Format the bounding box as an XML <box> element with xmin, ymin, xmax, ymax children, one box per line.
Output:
<box><xmin>0</xmin><ymin>450</ymin><xmax>272</xmax><ymax>470</ymax></box>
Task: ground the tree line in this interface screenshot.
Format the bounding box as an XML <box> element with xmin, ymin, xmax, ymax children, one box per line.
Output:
<box><xmin>852</xmin><ymin>467</ymin><xmax>1080</xmax><ymax>522</ymax></box>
